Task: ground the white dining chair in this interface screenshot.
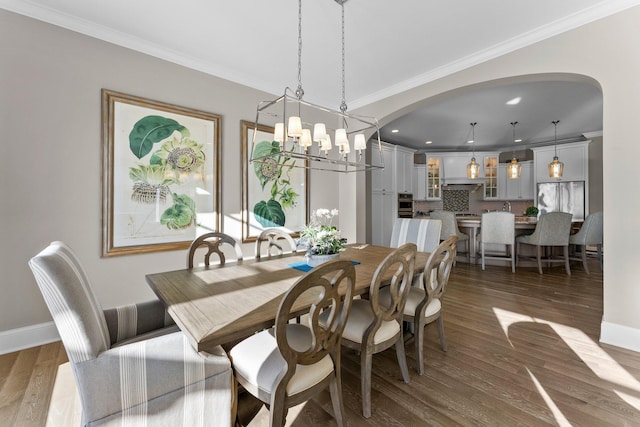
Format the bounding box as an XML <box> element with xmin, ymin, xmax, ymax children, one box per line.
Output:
<box><xmin>390</xmin><ymin>218</ymin><xmax>442</xmax><ymax>253</ymax></box>
<box><xmin>478</xmin><ymin>211</ymin><xmax>516</xmax><ymax>272</ymax></box>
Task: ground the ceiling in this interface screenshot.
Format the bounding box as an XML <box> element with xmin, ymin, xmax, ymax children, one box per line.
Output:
<box><xmin>3</xmin><ymin>0</ymin><xmax>636</xmax><ymax>151</ymax></box>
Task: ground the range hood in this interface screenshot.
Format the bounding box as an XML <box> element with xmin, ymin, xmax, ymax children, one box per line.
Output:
<box><xmin>442</xmin><ymin>177</ymin><xmax>483</xmax><ymax>186</ymax></box>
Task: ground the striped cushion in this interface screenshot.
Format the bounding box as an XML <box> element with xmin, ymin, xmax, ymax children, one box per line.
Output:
<box><xmin>390</xmin><ymin>219</ymin><xmax>442</xmax><ymax>252</ymax></box>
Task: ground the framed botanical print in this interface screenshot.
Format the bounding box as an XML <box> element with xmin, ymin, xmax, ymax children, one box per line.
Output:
<box><xmin>102</xmin><ymin>89</ymin><xmax>221</xmax><ymax>256</ymax></box>
<box><xmin>241</xmin><ymin>120</ymin><xmax>309</xmax><ymax>243</ymax></box>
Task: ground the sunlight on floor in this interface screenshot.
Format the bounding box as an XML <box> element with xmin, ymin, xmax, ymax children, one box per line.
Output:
<box><xmin>493</xmin><ymin>307</ymin><xmax>640</xmax><ymax>413</ymax></box>
<box><xmin>526</xmin><ymin>367</ymin><xmax>571</xmax><ymax>427</ymax></box>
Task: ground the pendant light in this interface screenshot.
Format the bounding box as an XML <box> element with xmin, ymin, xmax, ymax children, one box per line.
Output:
<box><xmin>507</xmin><ymin>121</ymin><xmax>521</xmax><ymax>179</ymax></box>
<box><xmin>466</xmin><ymin>122</ymin><xmax>480</xmax><ymax>179</ymax></box>
<box><xmin>548</xmin><ymin>120</ymin><xmax>564</xmax><ymax>178</ymax></box>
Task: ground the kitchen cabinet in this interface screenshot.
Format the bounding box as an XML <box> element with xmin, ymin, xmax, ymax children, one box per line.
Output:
<box><xmin>532</xmin><ymin>141</ymin><xmax>589</xmax><ymax>183</ymax></box>
<box><xmin>395</xmin><ymin>146</ymin><xmax>415</xmax><ymax>193</ymax></box>
<box><xmin>498</xmin><ymin>161</ymin><xmax>534</xmax><ymax>200</ymax></box>
<box><xmin>413</xmin><ymin>165</ymin><xmax>427</xmax><ymax>200</ymax></box>
<box><xmin>484</xmin><ymin>156</ymin><xmax>498</xmax><ymax>199</ymax></box>
<box><xmin>426</xmin><ymin>156</ymin><xmax>442</xmax><ymax>200</ymax></box>
<box><xmin>371</xmin><ymin>191</ymin><xmax>395</xmax><ymax>246</ymax></box>
<box><xmin>371</xmin><ymin>142</ymin><xmax>395</xmax><ymax>192</ymax></box>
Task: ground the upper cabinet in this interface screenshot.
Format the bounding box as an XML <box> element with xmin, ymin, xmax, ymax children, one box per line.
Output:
<box><xmin>394</xmin><ymin>145</ymin><xmax>415</xmax><ymax>194</ymax></box>
<box><xmin>371</xmin><ymin>142</ymin><xmax>395</xmax><ymax>193</ymax></box>
<box><xmin>483</xmin><ymin>155</ymin><xmax>498</xmax><ymax>199</ymax></box>
<box><xmin>426</xmin><ymin>156</ymin><xmax>442</xmax><ymax>200</ymax></box>
<box><xmin>498</xmin><ymin>161</ymin><xmax>534</xmax><ymax>200</ymax></box>
<box><xmin>531</xmin><ymin>141</ymin><xmax>590</xmax><ymax>183</ymax></box>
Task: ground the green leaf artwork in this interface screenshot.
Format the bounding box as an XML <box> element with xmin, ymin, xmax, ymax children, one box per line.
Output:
<box><xmin>251</xmin><ymin>139</ymin><xmax>299</xmax><ymax>228</ymax></box>
<box><xmin>129</xmin><ymin>115</ymin><xmax>188</xmax><ymax>159</ymax></box>
<box><xmin>127</xmin><ymin>114</ymin><xmax>205</xmax><ymax>233</ymax></box>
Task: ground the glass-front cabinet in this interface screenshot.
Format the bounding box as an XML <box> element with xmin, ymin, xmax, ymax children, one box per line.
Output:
<box><xmin>484</xmin><ymin>156</ymin><xmax>498</xmax><ymax>199</ymax></box>
<box><xmin>426</xmin><ymin>157</ymin><xmax>441</xmax><ymax>200</ymax></box>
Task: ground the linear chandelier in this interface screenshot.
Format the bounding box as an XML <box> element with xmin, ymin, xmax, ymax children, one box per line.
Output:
<box><xmin>251</xmin><ymin>0</ymin><xmax>384</xmax><ymax>173</ymax></box>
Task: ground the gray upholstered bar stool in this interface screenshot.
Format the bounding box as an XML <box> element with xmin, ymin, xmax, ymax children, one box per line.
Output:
<box><xmin>429</xmin><ymin>210</ymin><xmax>470</xmax><ymax>264</ymax></box>
<box><xmin>478</xmin><ymin>212</ymin><xmax>516</xmax><ymax>272</ymax></box>
<box><xmin>569</xmin><ymin>211</ymin><xmax>603</xmax><ymax>274</ymax></box>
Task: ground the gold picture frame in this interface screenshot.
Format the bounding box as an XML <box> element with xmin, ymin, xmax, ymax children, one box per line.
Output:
<box><xmin>241</xmin><ymin>120</ymin><xmax>309</xmax><ymax>243</ymax></box>
<box><xmin>102</xmin><ymin>89</ymin><xmax>221</xmax><ymax>256</ymax></box>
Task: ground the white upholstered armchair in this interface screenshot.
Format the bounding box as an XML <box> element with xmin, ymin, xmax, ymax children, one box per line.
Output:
<box><xmin>29</xmin><ymin>241</ymin><xmax>235</xmax><ymax>426</ymax></box>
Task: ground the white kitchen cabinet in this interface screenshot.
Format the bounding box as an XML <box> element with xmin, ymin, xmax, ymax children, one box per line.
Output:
<box><xmin>413</xmin><ymin>165</ymin><xmax>427</xmax><ymax>200</ymax></box>
<box><xmin>532</xmin><ymin>141</ymin><xmax>590</xmax><ymax>183</ymax></box>
<box><xmin>483</xmin><ymin>156</ymin><xmax>499</xmax><ymax>199</ymax></box>
<box><xmin>426</xmin><ymin>156</ymin><xmax>442</xmax><ymax>200</ymax></box>
<box><xmin>394</xmin><ymin>146</ymin><xmax>415</xmax><ymax>193</ymax></box>
<box><xmin>371</xmin><ymin>142</ymin><xmax>395</xmax><ymax>193</ymax></box>
<box><xmin>498</xmin><ymin>161</ymin><xmax>534</xmax><ymax>200</ymax></box>
<box><xmin>371</xmin><ymin>191</ymin><xmax>395</xmax><ymax>246</ymax></box>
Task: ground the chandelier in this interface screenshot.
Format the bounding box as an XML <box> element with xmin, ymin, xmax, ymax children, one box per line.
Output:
<box><xmin>548</xmin><ymin>120</ymin><xmax>564</xmax><ymax>178</ymax></box>
<box><xmin>250</xmin><ymin>0</ymin><xmax>383</xmax><ymax>173</ymax></box>
<box><xmin>506</xmin><ymin>121</ymin><xmax>522</xmax><ymax>179</ymax></box>
<box><xmin>466</xmin><ymin>122</ymin><xmax>480</xmax><ymax>179</ymax></box>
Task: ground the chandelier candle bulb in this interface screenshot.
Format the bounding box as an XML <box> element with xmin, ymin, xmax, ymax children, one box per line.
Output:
<box><xmin>321</xmin><ymin>134</ymin><xmax>332</xmax><ymax>155</ymax></box>
<box><xmin>299</xmin><ymin>128</ymin><xmax>312</xmax><ymax>151</ymax></box>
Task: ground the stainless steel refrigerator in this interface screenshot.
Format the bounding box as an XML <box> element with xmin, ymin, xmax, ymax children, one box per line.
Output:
<box><xmin>536</xmin><ymin>181</ymin><xmax>585</xmax><ymax>221</ymax></box>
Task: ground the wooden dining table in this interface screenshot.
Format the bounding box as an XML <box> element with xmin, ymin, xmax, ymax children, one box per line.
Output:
<box><xmin>146</xmin><ymin>244</ymin><xmax>430</xmax><ymax>353</ymax></box>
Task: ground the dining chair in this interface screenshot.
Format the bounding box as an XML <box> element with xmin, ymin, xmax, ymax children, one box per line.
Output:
<box><xmin>429</xmin><ymin>210</ymin><xmax>469</xmax><ymax>263</ymax></box>
<box><xmin>332</xmin><ymin>243</ymin><xmax>416</xmax><ymax>418</ymax></box>
<box><xmin>478</xmin><ymin>211</ymin><xmax>516</xmax><ymax>272</ymax></box>
<box><xmin>569</xmin><ymin>211</ymin><xmax>603</xmax><ymax>274</ymax></box>
<box><xmin>229</xmin><ymin>260</ymin><xmax>356</xmax><ymax>427</ymax></box>
<box><xmin>380</xmin><ymin>236</ymin><xmax>457</xmax><ymax>375</ymax></box>
<box><xmin>389</xmin><ymin>218</ymin><xmax>442</xmax><ymax>253</ymax></box>
<box><xmin>29</xmin><ymin>241</ymin><xmax>235</xmax><ymax>426</ymax></box>
<box><xmin>516</xmin><ymin>211</ymin><xmax>573</xmax><ymax>275</ymax></box>
<box><xmin>255</xmin><ymin>228</ymin><xmax>297</xmax><ymax>259</ymax></box>
<box><xmin>187</xmin><ymin>232</ymin><xmax>244</xmax><ymax>268</ymax></box>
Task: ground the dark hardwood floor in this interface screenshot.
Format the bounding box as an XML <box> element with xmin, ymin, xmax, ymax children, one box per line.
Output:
<box><xmin>3</xmin><ymin>257</ymin><xmax>640</xmax><ymax>426</ymax></box>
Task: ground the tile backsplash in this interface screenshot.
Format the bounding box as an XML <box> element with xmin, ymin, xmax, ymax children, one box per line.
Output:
<box><xmin>442</xmin><ymin>189</ymin><xmax>469</xmax><ymax>212</ymax></box>
<box><xmin>414</xmin><ymin>188</ymin><xmax>533</xmax><ymax>216</ymax></box>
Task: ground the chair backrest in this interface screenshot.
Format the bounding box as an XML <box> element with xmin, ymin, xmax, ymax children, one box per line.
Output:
<box><xmin>429</xmin><ymin>210</ymin><xmax>461</xmax><ymax>240</ymax></box>
<box><xmin>527</xmin><ymin>212</ymin><xmax>573</xmax><ymax>246</ymax></box>
<box><xmin>255</xmin><ymin>228</ymin><xmax>297</xmax><ymax>259</ymax></box>
<box><xmin>369</xmin><ymin>243</ymin><xmax>417</xmax><ymax>325</ymax></box>
<box><xmin>390</xmin><ymin>218</ymin><xmax>442</xmax><ymax>252</ymax></box>
<box><xmin>480</xmin><ymin>212</ymin><xmax>515</xmax><ymax>245</ymax></box>
<box><xmin>572</xmin><ymin>211</ymin><xmax>603</xmax><ymax>245</ymax></box>
<box><xmin>187</xmin><ymin>232</ymin><xmax>244</xmax><ymax>268</ymax></box>
<box><xmin>423</xmin><ymin>236</ymin><xmax>458</xmax><ymax>302</ymax></box>
<box><xmin>28</xmin><ymin>242</ymin><xmax>110</xmax><ymax>363</ymax></box>
<box><xmin>274</xmin><ymin>260</ymin><xmax>355</xmax><ymax>372</ymax></box>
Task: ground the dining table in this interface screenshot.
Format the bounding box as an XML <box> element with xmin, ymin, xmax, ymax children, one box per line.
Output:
<box><xmin>146</xmin><ymin>244</ymin><xmax>430</xmax><ymax>353</ymax></box>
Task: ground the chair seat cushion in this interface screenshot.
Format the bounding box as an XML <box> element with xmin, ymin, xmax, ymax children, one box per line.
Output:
<box><xmin>111</xmin><ymin>325</ymin><xmax>180</xmax><ymax>348</ymax></box>
<box><xmin>335</xmin><ymin>299</ymin><xmax>400</xmax><ymax>345</ymax></box>
<box><xmin>379</xmin><ymin>287</ymin><xmax>441</xmax><ymax>318</ymax></box>
<box><xmin>229</xmin><ymin>324</ymin><xmax>333</xmax><ymax>397</ymax></box>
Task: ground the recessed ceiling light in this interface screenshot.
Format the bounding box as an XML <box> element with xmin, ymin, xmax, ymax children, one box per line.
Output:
<box><xmin>514</xmin><ymin>138</ymin><xmax>522</xmax><ymax>143</ymax></box>
<box><xmin>467</xmin><ymin>139</ymin><xmax>474</xmax><ymax>144</ymax></box>
<box><xmin>425</xmin><ymin>140</ymin><xmax>432</xmax><ymax>144</ymax></box>
<box><xmin>391</xmin><ymin>129</ymin><xmax>399</xmax><ymax>133</ymax></box>
<box><xmin>506</xmin><ymin>97</ymin><xmax>521</xmax><ymax>105</ymax></box>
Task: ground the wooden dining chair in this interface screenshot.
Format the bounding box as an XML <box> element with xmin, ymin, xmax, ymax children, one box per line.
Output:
<box><xmin>332</xmin><ymin>243</ymin><xmax>416</xmax><ymax>418</ymax></box>
<box><xmin>255</xmin><ymin>228</ymin><xmax>297</xmax><ymax>259</ymax></box>
<box><xmin>187</xmin><ymin>232</ymin><xmax>243</xmax><ymax>268</ymax></box>
<box><xmin>229</xmin><ymin>260</ymin><xmax>356</xmax><ymax>427</ymax></box>
<box><xmin>381</xmin><ymin>236</ymin><xmax>457</xmax><ymax>375</ymax></box>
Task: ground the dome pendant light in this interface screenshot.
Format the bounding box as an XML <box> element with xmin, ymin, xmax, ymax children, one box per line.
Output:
<box><xmin>548</xmin><ymin>120</ymin><xmax>564</xmax><ymax>178</ymax></box>
<box><xmin>466</xmin><ymin>122</ymin><xmax>480</xmax><ymax>179</ymax></box>
<box><xmin>507</xmin><ymin>121</ymin><xmax>521</xmax><ymax>179</ymax></box>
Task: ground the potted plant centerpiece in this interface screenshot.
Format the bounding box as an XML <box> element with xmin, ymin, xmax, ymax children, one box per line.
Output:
<box><xmin>300</xmin><ymin>209</ymin><xmax>346</xmax><ymax>267</ymax></box>
<box><xmin>525</xmin><ymin>206</ymin><xmax>539</xmax><ymax>222</ymax></box>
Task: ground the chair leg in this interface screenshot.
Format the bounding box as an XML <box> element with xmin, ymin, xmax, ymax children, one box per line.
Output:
<box><xmin>414</xmin><ymin>319</ymin><xmax>425</xmax><ymax>375</ymax></box>
<box><xmin>329</xmin><ymin>371</ymin><xmax>345</xmax><ymax>427</ymax></box>
<box><xmin>580</xmin><ymin>245</ymin><xmax>590</xmax><ymax>274</ymax></box>
<box><xmin>436</xmin><ymin>315</ymin><xmax>447</xmax><ymax>352</ymax></box>
<box><xmin>536</xmin><ymin>245</ymin><xmax>543</xmax><ymax>275</ymax></box>
<box><xmin>395</xmin><ymin>333</ymin><xmax>410</xmax><ymax>384</ymax></box>
<box><xmin>564</xmin><ymin>246</ymin><xmax>571</xmax><ymax>275</ymax></box>
<box><xmin>361</xmin><ymin>351</ymin><xmax>373</xmax><ymax>418</ymax></box>
<box><xmin>510</xmin><ymin>243</ymin><xmax>516</xmax><ymax>273</ymax></box>
<box><xmin>481</xmin><ymin>243</ymin><xmax>486</xmax><ymax>270</ymax></box>
<box><xmin>598</xmin><ymin>244</ymin><xmax>603</xmax><ymax>271</ymax></box>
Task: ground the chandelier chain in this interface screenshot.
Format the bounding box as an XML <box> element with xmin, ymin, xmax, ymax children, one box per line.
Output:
<box><xmin>339</xmin><ymin>0</ymin><xmax>347</xmax><ymax>113</ymax></box>
<box><xmin>552</xmin><ymin>120</ymin><xmax>560</xmax><ymax>156</ymax></box>
<box><xmin>295</xmin><ymin>0</ymin><xmax>304</xmax><ymax>100</ymax></box>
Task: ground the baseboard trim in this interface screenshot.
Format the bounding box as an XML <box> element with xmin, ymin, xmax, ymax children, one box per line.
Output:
<box><xmin>0</xmin><ymin>322</ymin><xmax>60</xmax><ymax>355</ymax></box>
<box><xmin>600</xmin><ymin>321</ymin><xmax>640</xmax><ymax>352</ymax></box>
